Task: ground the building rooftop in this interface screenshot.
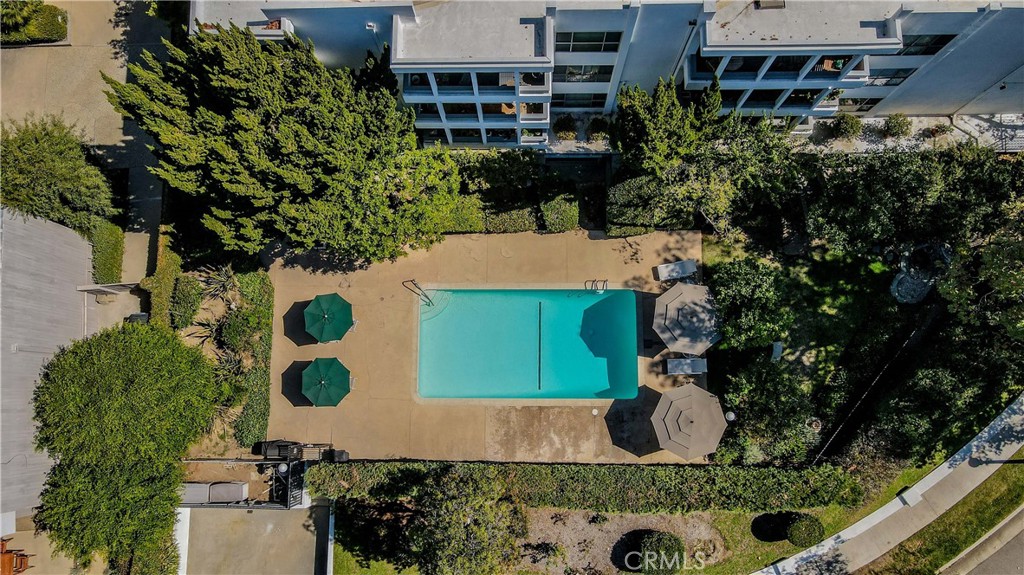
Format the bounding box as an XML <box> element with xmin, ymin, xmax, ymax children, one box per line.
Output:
<box><xmin>397</xmin><ymin>1</ymin><xmax>550</xmax><ymax>62</ymax></box>
<box><xmin>706</xmin><ymin>0</ymin><xmax>901</xmax><ymax>48</ymax></box>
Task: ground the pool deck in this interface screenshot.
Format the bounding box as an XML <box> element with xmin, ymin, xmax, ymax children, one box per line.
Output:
<box><xmin>268</xmin><ymin>230</ymin><xmax>706</xmax><ymax>464</ymax></box>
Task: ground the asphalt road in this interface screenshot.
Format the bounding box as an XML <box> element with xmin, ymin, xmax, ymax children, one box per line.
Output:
<box><xmin>970</xmin><ymin>530</ymin><xmax>1024</xmax><ymax>575</ymax></box>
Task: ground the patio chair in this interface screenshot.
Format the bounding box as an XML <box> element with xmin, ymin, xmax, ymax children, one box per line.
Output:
<box><xmin>655</xmin><ymin>259</ymin><xmax>698</xmax><ymax>282</ymax></box>
<box><xmin>665</xmin><ymin>357</ymin><xmax>708</xmax><ymax>375</ymax></box>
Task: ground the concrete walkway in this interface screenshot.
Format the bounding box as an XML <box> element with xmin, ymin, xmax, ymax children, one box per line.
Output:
<box><xmin>757</xmin><ymin>391</ymin><xmax>1024</xmax><ymax>574</ymax></box>
<box><xmin>1</xmin><ymin>0</ymin><xmax>167</xmax><ymax>325</ymax></box>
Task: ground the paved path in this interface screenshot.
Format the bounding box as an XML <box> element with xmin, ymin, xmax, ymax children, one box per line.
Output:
<box><xmin>757</xmin><ymin>392</ymin><xmax>1024</xmax><ymax>574</ymax></box>
<box><xmin>1</xmin><ymin>0</ymin><xmax>167</xmax><ymax>324</ymax></box>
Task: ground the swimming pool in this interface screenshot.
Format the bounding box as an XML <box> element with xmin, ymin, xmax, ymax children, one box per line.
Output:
<box><xmin>417</xmin><ymin>289</ymin><xmax>639</xmax><ymax>399</ymax></box>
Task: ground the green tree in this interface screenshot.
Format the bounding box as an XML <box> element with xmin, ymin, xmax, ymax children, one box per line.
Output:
<box><xmin>103</xmin><ymin>25</ymin><xmax>459</xmax><ymax>263</ymax></box>
<box><xmin>1</xmin><ymin>0</ymin><xmax>40</xmax><ymax>28</ymax></box>
<box><xmin>0</xmin><ymin>114</ymin><xmax>115</xmax><ymax>234</ymax></box>
<box><xmin>33</xmin><ymin>323</ymin><xmax>218</xmax><ymax>569</ymax></box>
<box><xmin>355</xmin><ymin>44</ymin><xmax>398</xmax><ymax>95</ymax></box>
<box><xmin>708</xmin><ymin>257</ymin><xmax>794</xmax><ymax>349</ymax></box>
<box><xmin>612</xmin><ymin>78</ymin><xmax>696</xmax><ymax>177</ymax></box>
<box><xmin>409</xmin><ymin>466</ymin><xmax>527</xmax><ymax>575</ymax></box>
<box><xmin>693</xmin><ymin>76</ymin><xmax>722</xmax><ymax>135</ymax></box>
<box><xmin>876</xmin><ymin>368</ymin><xmax>977</xmax><ymax>461</ymax></box>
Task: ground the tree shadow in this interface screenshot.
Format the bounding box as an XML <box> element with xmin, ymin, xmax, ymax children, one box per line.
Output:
<box><xmin>109</xmin><ymin>0</ymin><xmax>176</xmax><ymax>66</ymax></box>
<box><xmin>610</xmin><ymin>529</ymin><xmax>657</xmax><ymax>572</ymax></box>
<box><xmin>333</xmin><ymin>498</ymin><xmax>417</xmax><ymax>570</ymax></box>
<box><xmin>750</xmin><ymin>511</ymin><xmax>800</xmax><ymax>542</ymax></box>
<box><xmin>302</xmin><ymin>500</ymin><xmax>334</xmax><ymax>575</ymax></box>
<box><xmin>604</xmin><ymin>387</ymin><xmax>663</xmax><ymax>457</ymax></box>
<box><xmin>283</xmin><ymin>300</ymin><xmax>318</xmax><ymax>346</ymax></box>
<box><xmin>282</xmin><ymin>361</ymin><xmax>313</xmax><ymax>407</ymax></box>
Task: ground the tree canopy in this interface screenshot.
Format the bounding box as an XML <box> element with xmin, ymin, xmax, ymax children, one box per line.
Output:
<box><xmin>103</xmin><ymin>25</ymin><xmax>460</xmax><ymax>262</ymax></box>
<box><xmin>33</xmin><ymin>323</ymin><xmax>218</xmax><ymax>569</ymax></box>
<box><xmin>0</xmin><ymin>114</ymin><xmax>115</xmax><ymax>234</ymax></box>
<box><xmin>708</xmin><ymin>257</ymin><xmax>794</xmax><ymax>349</ymax></box>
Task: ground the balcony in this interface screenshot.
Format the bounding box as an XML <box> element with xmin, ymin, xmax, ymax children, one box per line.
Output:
<box><xmin>480</xmin><ymin>103</ymin><xmax>518</xmax><ymax>124</ymax></box>
<box><xmin>805</xmin><ymin>55</ymin><xmax>864</xmax><ymax>79</ymax></box>
<box><xmin>476</xmin><ymin>72</ymin><xmax>516</xmax><ymax>95</ymax></box>
<box><xmin>519</xmin><ymin>72</ymin><xmax>550</xmax><ymax>95</ymax></box>
<box><xmin>434</xmin><ymin>72</ymin><xmax>474</xmax><ymax>95</ymax></box>
<box><xmin>246</xmin><ymin>18</ymin><xmax>293</xmax><ymax>41</ymax></box>
<box><xmin>519</xmin><ymin>102</ymin><xmax>549</xmax><ymax>123</ymax></box>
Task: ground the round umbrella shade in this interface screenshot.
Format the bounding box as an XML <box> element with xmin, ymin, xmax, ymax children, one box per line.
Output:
<box><xmin>301</xmin><ymin>358</ymin><xmax>351</xmax><ymax>406</ymax></box>
<box><xmin>653</xmin><ymin>283</ymin><xmax>720</xmax><ymax>355</ymax></box>
<box><xmin>304</xmin><ymin>293</ymin><xmax>353</xmax><ymax>343</ymax></box>
<box><xmin>650</xmin><ymin>384</ymin><xmax>728</xmax><ymax>460</ymax></box>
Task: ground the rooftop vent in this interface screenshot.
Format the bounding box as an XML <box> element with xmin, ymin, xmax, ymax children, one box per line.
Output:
<box><xmin>755</xmin><ymin>0</ymin><xmax>786</xmax><ymax>9</ymax></box>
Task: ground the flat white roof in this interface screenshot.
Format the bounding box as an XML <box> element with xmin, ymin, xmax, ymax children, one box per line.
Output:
<box><xmin>398</xmin><ymin>1</ymin><xmax>549</xmax><ymax>62</ymax></box>
<box><xmin>706</xmin><ymin>0</ymin><xmax>901</xmax><ymax>47</ymax></box>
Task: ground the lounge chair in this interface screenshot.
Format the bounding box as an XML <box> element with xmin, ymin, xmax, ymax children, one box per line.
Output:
<box><xmin>655</xmin><ymin>259</ymin><xmax>698</xmax><ymax>281</ymax></box>
<box><xmin>665</xmin><ymin>357</ymin><xmax>708</xmax><ymax>375</ymax></box>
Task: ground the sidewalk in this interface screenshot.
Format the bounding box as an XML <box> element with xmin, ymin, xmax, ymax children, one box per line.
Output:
<box><xmin>756</xmin><ymin>392</ymin><xmax>1024</xmax><ymax>574</ymax></box>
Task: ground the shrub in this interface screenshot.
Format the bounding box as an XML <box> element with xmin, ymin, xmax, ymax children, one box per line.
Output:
<box><xmin>90</xmin><ymin>218</ymin><xmax>124</xmax><ymax>284</ymax></box>
<box><xmin>540</xmin><ymin>194</ymin><xmax>579</xmax><ymax>232</ymax></box>
<box><xmin>1</xmin><ymin>114</ymin><xmax>114</xmax><ymax>234</ymax></box>
<box><xmin>233</xmin><ymin>365</ymin><xmax>269</xmax><ymax>447</ymax></box>
<box><xmin>882</xmin><ymin>114</ymin><xmax>912</xmax><ymax>138</ymax></box>
<box><xmin>606</xmin><ymin>224</ymin><xmax>654</xmax><ymax>238</ymax></box>
<box><xmin>639</xmin><ymin>531</ymin><xmax>687</xmax><ymax>575</ymax></box>
<box><xmin>139</xmin><ymin>233</ymin><xmax>183</xmax><ymax>328</ymax></box>
<box><xmin>787</xmin><ymin>514</ymin><xmax>825</xmax><ymax>547</ymax></box>
<box><xmin>931</xmin><ymin>123</ymin><xmax>955</xmax><ymax>137</ymax></box>
<box><xmin>829</xmin><ymin>113</ymin><xmax>862</xmax><ymax>140</ymax></box>
<box><xmin>444</xmin><ymin>193</ymin><xmax>485</xmax><ymax>233</ymax></box>
<box><xmin>1</xmin><ymin>0</ymin><xmax>41</xmax><ymax>28</ymax></box>
<box><xmin>553</xmin><ymin>115</ymin><xmax>578</xmax><ymax>141</ymax></box>
<box><xmin>230</xmin><ymin>271</ymin><xmax>274</xmax><ymax>446</ymax></box>
<box><xmin>707</xmin><ymin>257</ymin><xmax>794</xmax><ymax>349</ymax></box>
<box><xmin>306</xmin><ymin>461</ymin><xmax>862</xmax><ymax>512</ymax></box>
<box><xmin>606</xmin><ymin>176</ymin><xmax>668</xmax><ymax>235</ymax></box>
<box><xmin>587</xmin><ymin>116</ymin><xmax>610</xmax><ymax>142</ymax></box>
<box><xmin>485</xmin><ymin>207</ymin><xmax>538</xmax><ymax>233</ymax></box>
<box><xmin>169</xmin><ymin>275</ymin><xmax>204</xmax><ymax>330</ymax></box>
<box><xmin>1</xmin><ymin>2</ymin><xmax>66</xmax><ymax>44</ymax></box>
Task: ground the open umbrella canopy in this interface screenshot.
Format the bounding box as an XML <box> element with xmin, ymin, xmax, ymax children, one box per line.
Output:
<box><xmin>304</xmin><ymin>293</ymin><xmax>353</xmax><ymax>343</ymax></box>
<box><xmin>650</xmin><ymin>384</ymin><xmax>727</xmax><ymax>460</ymax></box>
<box><xmin>301</xmin><ymin>358</ymin><xmax>351</xmax><ymax>406</ymax></box>
<box><xmin>653</xmin><ymin>283</ymin><xmax>720</xmax><ymax>355</ymax></box>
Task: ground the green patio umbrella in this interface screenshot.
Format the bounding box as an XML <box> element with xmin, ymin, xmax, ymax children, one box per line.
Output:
<box><xmin>304</xmin><ymin>293</ymin><xmax>354</xmax><ymax>343</ymax></box>
<box><xmin>301</xmin><ymin>358</ymin><xmax>351</xmax><ymax>406</ymax></box>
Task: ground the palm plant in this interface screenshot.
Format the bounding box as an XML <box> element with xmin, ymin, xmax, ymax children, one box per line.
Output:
<box><xmin>187</xmin><ymin>317</ymin><xmax>223</xmax><ymax>347</ymax></box>
<box><xmin>199</xmin><ymin>264</ymin><xmax>239</xmax><ymax>303</ymax></box>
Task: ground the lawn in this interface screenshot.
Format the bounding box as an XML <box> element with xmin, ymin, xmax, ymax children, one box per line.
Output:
<box><xmin>334</xmin><ymin>546</ymin><xmax>417</xmax><ymax>575</ymax></box>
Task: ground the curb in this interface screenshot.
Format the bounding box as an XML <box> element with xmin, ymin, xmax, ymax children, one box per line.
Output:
<box><xmin>939</xmin><ymin>502</ymin><xmax>1024</xmax><ymax>574</ymax></box>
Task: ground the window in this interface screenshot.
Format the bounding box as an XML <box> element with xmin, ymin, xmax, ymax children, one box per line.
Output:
<box><xmin>742</xmin><ymin>90</ymin><xmax>785</xmax><ymax>108</ymax></box>
<box><xmin>416</xmin><ymin>129</ymin><xmax>445</xmax><ymax>144</ymax></box>
<box><xmin>838</xmin><ymin>98</ymin><xmax>883</xmax><ymax>112</ymax></box>
<box><xmin>414</xmin><ymin>103</ymin><xmax>440</xmax><ymax>118</ymax></box>
<box><xmin>450</xmin><ymin>129</ymin><xmax>482</xmax><ymax>143</ymax></box>
<box><xmin>486</xmin><ymin>129</ymin><xmax>516</xmax><ymax>143</ymax></box>
<box><xmin>553</xmin><ymin>65</ymin><xmax>614</xmax><ymax>83</ymax></box>
<box><xmin>551</xmin><ymin>93</ymin><xmax>607</xmax><ymax>108</ymax></box>
<box><xmin>898</xmin><ymin>34</ymin><xmax>956</xmax><ymax>56</ymax></box>
<box><xmin>480</xmin><ymin>103</ymin><xmax>516</xmax><ymax>116</ymax></box>
<box><xmin>765</xmin><ymin>55</ymin><xmax>812</xmax><ymax>75</ymax></box>
<box><xmin>555</xmin><ymin>31</ymin><xmax>622</xmax><ymax>52</ymax></box>
<box><xmin>443</xmin><ymin>103</ymin><xmax>477</xmax><ymax>117</ymax></box>
<box><xmin>867</xmin><ymin>68</ymin><xmax>916</xmax><ymax>86</ymax></box>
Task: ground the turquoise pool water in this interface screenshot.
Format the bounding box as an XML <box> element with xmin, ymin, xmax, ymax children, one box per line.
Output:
<box><xmin>418</xmin><ymin>289</ymin><xmax>638</xmax><ymax>399</ymax></box>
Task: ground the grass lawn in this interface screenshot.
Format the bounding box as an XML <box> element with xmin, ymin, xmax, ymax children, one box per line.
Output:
<box><xmin>334</xmin><ymin>545</ymin><xmax>417</xmax><ymax>575</ymax></box>
<box><xmin>860</xmin><ymin>446</ymin><xmax>1024</xmax><ymax>574</ymax></box>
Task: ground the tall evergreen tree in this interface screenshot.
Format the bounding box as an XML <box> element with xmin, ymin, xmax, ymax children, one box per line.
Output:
<box><xmin>694</xmin><ymin>75</ymin><xmax>722</xmax><ymax>134</ymax></box>
<box><xmin>103</xmin><ymin>25</ymin><xmax>459</xmax><ymax>262</ymax></box>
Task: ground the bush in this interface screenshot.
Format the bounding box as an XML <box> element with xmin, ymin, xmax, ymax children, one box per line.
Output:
<box><xmin>707</xmin><ymin>257</ymin><xmax>794</xmax><ymax>349</ymax></box>
<box><xmin>540</xmin><ymin>194</ymin><xmax>579</xmax><ymax>232</ymax></box>
<box><xmin>90</xmin><ymin>218</ymin><xmax>124</xmax><ymax>284</ymax></box>
<box><xmin>230</xmin><ymin>271</ymin><xmax>274</xmax><ymax>446</ymax></box>
<box><xmin>1</xmin><ymin>114</ymin><xmax>114</xmax><ymax>234</ymax></box>
<box><xmin>1</xmin><ymin>2</ymin><xmax>66</xmax><ymax>44</ymax></box>
<box><xmin>553</xmin><ymin>115</ymin><xmax>578</xmax><ymax>141</ymax></box>
<box><xmin>931</xmin><ymin>123</ymin><xmax>955</xmax><ymax>137</ymax></box>
<box><xmin>306</xmin><ymin>461</ymin><xmax>862</xmax><ymax>512</ymax></box>
<box><xmin>639</xmin><ymin>531</ymin><xmax>687</xmax><ymax>575</ymax></box>
<box><xmin>606</xmin><ymin>224</ymin><xmax>654</xmax><ymax>238</ymax></box>
<box><xmin>169</xmin><ymin>275</ymin><xmax>203</xmax><ymax>330</ymax></box>
<box><xmin>606</xmin><ymin>176</ymin><xmax>669</xmax><ymax>235</ymax></box>
<box><xmin>444</xmin><ymin>193</ymin><xmax>485</xmax><ymax>233</ymax></box>
<box><xmin>139</xmin><ymin>233</ymin><xmax>183</xmax><ymax>328</ymax></box>
<box><xmin>829</xmin><ymin>113</ymin><xmax>862</xmax><ymax>140</ymax></box>
<box><xmin>882</xmin><ymin>114</ymin><xmax>912</xmax><ymax>138</ymax></box>
<box><xmin>587</xmin><ymin>116</ymin><xmax>610</xmax><ymax>142</ymax></box>
<box><xmin>1</xmin><ymin>0</ymin><xmax>41</xmax><ymax>28</ymax></box>
<box><xmin>787</xmin><ymin>514</ymin><xmax>825</xmax><ymax>547</ymax></box>
<box><xmin>485</xmin><ymin>207</ymin><xmax>538</xmax><ymax>233</ymax></box>
<box><xmin>233</xmin><ymin>365</ymin><xmax>269</xmax><ymax>447</ymax></box>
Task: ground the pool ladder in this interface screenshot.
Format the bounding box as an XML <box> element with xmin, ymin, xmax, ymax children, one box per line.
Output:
<box><xmin>585</xmin><ymin>279</ymin><xmax>608</xmax><ymax>293</ymax></box>
<box><xmin>403</xmin><ymin>279</ymin><xmax>434</xmax><ymax>306</ymax></box>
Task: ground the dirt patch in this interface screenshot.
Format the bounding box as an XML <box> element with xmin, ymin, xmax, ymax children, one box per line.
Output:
<box><xmin>518</xmin><ymin>507</ymin><xmax>725</xmax><ymax>574</ymax></box>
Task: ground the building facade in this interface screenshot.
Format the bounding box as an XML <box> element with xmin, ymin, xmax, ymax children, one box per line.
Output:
<box><xmin>192</xmin><ymin>0</ymin><xmax>1024</xmax><ymax>147</ymax></box>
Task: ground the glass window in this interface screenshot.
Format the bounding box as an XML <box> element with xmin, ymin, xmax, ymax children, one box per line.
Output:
<box><xmin>867</xmin><ymin>68</ymin><xmax>916</xmax><ymax>86</ymax></box>
<box><xmin>416</xmin><ymin>129</ymin><xmax>445</xmax><ymax>145</ymax></box>
<box><xmin>838</xmin><ymin>98</ymin><xmax>883</xmax><ymax>112</ymax></box>
<box><xmin>486</xmin><ymin>129</ymin><xmax>516</xmax><ymax>143</ymax></box>
<box><xmin>480</xmin><ymin>103</ymin><xmax>516</xmax><ymax>116</ymax></box>
<box><xmin>450</xmin><ymin>129</ymin><xmax>482</xmax><ymax>143</ymax></box>
<box><xmin>551</xmin><ymin>93</ymin><xmax>607</xmax><ymax>108</ymax></box>
<box><xmin>555</xmin><ymin>31</ymin><xmax>622</xmax><ymax>52</ymax></box>
<box><xmin>898</xmin><ymin>34</ymin><xmax>956</xmax><ymax>56</ymax></box>
<box><xmin>443</xmin><ymin>103</ymin><xmax>477</xmax><ymax>117</ymax></box>
<box><xmin>414</xmin><ymin>103</ymin><xmax>439</xmax><ymax>117</ymax></box>
<box><xmin>553</xmin><ymin>65</ymin><xmax>614</xmax><ymax>83</ymax></box>
<box><xmin>766</xmin><ymin>55</ymin><xmax>811</xmax><ymax>75</ymax></box>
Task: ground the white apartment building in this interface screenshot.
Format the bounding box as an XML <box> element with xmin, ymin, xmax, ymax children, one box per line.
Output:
<box><xmin>191</xmin><ymin>0</ymin><xmax>1024</xmax><ymax>148</ymax></box>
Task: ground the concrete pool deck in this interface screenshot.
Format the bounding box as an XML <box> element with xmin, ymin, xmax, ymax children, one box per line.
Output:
<box><xmin>268</xmin><ymin>230</ymin><xmax>706</xmax><ymax>464</ymax></box>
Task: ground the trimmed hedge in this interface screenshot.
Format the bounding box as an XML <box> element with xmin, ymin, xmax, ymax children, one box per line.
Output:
<box><xmin>640</xmin><ymin>531</ymin><xmax>687</xmax><ymax>575</ymax></box>
<box><xmin>306</xmin><ymin>461</ymin><xmax>862</xmax><ymax>513</ymax></box>
<box><xmin>230</xmin><ymin>271</ymin><xmax>274</xmax><ymax>447</ymax></box>
<box><xmin>90</xmin><ymin>218</ymin><xmax>124</xmax><ymax>284</ymax></box>
<box><xmin>444</xmin><ymin>193</ymin><xmax>485</xmax><ymax>233</ymax></box>
<box><xmin>485</xmin><ymin>206</ymin><xmax>538</xmax><ymax>233</ymax></box>
<box><xmin>541</xmin><ymin>194</ymin><xmax>579</xmax><ymax>233</ymax></box>
<box><xmin>169</xmin><ymin>275</ymin><xmax>203</xmax><ymax>330</ymax></box>
<box><xmin>1</xmin><ymin>3</ymin><xmax>66</xmax><ymax>44</ymax></box>
<box><xmin>139</xmin><ymin>232</ymin><xmax>182</xmax><ymax>328</ymax></box>
<box><xmin>787</xmin><ymin>513</ymin><xmax>825</xmax><ymax>547</ymax></box>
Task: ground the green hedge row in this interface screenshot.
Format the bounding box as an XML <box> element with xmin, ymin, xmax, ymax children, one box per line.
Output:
<box><xmin>306</xmin><ymin>461</ymin><xmax>862</xmax><ymax>513</ymax></box>
<box><xmin>169</xmin><ymin>275</ymin><xmax>203</xmax><ymax>330</ymax></box>
<box><xmin>541</xmin><ymin>194</ymin><xmax>579</xmax><ymax>233</ymax></box>
<box><xmin>90</xmin><ymin>218</ymin><xmax>124</xmax><ymax>284</ymax></box>
<box><xmin>139</xmin><ymin>232</ymin><xmax>182</xmax><ymax>328</ymax></box>
<box><xmin>1</xmin><ymin>4</ymin><xmax>67</xmax><ymax>44</ymax></box>
<box><xmin>230</xmin><ymin>271</ymin><xmax>274</xmax><ymax>447</ymax></box>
